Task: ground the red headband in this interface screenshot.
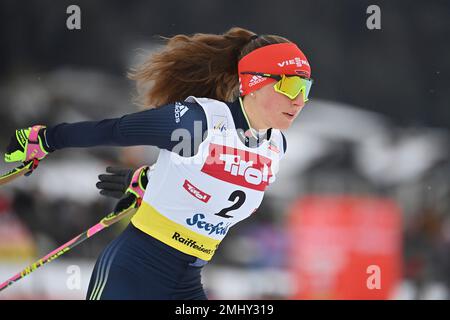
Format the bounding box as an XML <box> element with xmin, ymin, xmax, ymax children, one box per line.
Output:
<box><xmin>238</xmin><ymin>43</ymin><xmax>311</xmax><ymax>96</ymax></box>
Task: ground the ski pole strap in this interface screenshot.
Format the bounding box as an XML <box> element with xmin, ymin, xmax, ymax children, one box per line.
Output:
<box><xmin>24</xmin><ymin>158</ymin><xmax>40</xmax><ymax>176</ymax></box>
<box><xmin>0</xmin><ymin>158</ymin><xmax>39</xmax><ymax>186</ymax></box>
<box><xmin>25</xmin><ymin>125</ymin><xmax>47</xmax><ymax>162</ymax></box>
<box><xmin>124</xmin><ymin>165</ymin><xmax>148</xmax><ymax>205</ymax></box>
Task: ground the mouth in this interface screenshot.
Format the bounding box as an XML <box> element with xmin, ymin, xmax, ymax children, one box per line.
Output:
<box><xmin>283</xmin><ymin>112</ymin><xmax>295</xmax><ymax>119</ymax></box>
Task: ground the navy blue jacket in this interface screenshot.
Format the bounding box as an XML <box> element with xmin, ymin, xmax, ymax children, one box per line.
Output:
<box><xmin>45</xmin><ymin>100</ymin><xmax>287</xmax><ymax>157</ymax></box>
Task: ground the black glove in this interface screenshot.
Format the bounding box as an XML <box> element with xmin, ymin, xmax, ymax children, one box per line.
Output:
<box><xmin>97</xmin><ymin>166</ymin><xmax>149</xmax><ymax>199</ymax></box>
<box><xmin>97</xmin><ymin>166</ymin><xmax>133</xmax><ymax>199</ymax></box>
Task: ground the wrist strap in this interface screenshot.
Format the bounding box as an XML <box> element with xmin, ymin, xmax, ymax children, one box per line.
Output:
<box><xmin>125</xmin><ymin>166</ymin><xmax>148</xmax><ymax>203</ymax></box>
<box><xmin>25</xmin><ymin>125</ymin><xmax>48</xmax><ymax>161</ymax></box>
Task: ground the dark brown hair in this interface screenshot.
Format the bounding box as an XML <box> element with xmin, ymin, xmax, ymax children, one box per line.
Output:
<box><xmin>129</xmin><ymin>27</ymin><xmax>291</xmax><ymax>108</ymax></box>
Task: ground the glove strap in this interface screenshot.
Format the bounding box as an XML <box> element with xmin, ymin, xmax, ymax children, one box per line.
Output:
<box><xmin>125</xmin><ymin>165</ymin><xmax>148</xmax><ymax>205</ymax></box>
<box><xmin>25</xmin><ymin>125</ymin><xmax>48</xmax><ymax>162</ymax></box>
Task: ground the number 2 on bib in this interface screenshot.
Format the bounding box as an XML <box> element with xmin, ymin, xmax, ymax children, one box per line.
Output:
<box><xmin>214</xmin><ymin>190</ymin><xmax>246</xmax><ymax>218</ymax></box>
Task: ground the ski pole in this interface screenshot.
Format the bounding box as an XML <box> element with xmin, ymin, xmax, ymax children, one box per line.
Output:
<box><xmin>0</xmin><ymin>193</ymin><xmax>140</xmax><ymax>292</ymax></box>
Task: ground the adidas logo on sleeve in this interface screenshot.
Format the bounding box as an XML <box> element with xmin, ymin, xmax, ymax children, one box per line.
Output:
<box><xmin>174</xmin><ymin>102</ymin><xmax>190</xmax><ymax>123</ymax></box>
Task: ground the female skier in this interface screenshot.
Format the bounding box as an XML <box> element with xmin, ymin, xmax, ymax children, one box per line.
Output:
<box><xmin>4</xmin><ymin>27</ymin><xmax>312</xmax><ymax>299</ymax></box>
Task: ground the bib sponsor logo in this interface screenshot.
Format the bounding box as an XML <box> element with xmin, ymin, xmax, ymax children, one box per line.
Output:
<box><xmin>201</xmin><ymin>144</ymin><xmax>274</xmax><ymax>191</ymax></box>
<box><xmin>183</xmin><ymin>180</ymin><xmax>211</xmax><ymax>203</ymax></box>
<box><xmin>172</xmin><ymin>232</ymin><xmax>215</xmax><ymax>255</ymax></box>
<box><xmin>186</xmin><ymin>213</ymin><xmax>231</xmax><ymax>236</ymax></box>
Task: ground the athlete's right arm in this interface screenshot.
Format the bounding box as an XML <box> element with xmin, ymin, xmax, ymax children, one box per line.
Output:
<box><xmin>4</xmin><ymin>125</ymin><xmax>52</xmax><ymax>163</ymax></box>
<box><xmin>45</xmin><ymin>101</ymin><xmax>207</xmax><ymax>156</ymax></box>
<box><xmin>4</xmin><ymin>102</ymin><xmax>208</xmax><ymax>163</ymax></box>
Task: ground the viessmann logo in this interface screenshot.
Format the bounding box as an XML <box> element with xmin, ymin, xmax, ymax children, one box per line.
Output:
<box><xmin>183</xmin><ymin>180</ymin><xmax>211</xmax><ymax>203</ymax></box>
<box><xmin>201</xmin><ymin>143</ymin><xmax>274</xmax><ymax>191</ymax></box>
<box><xmin>277</xmin><ymin>57</ymin><xmax>310</xmax><ymax>68</ymax></box>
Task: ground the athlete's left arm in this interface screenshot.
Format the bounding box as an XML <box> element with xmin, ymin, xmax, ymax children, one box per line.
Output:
<box><xmin>96</xmin><ymin>165</ymin><xmax>151</xmax><ymax>199</ymax></box>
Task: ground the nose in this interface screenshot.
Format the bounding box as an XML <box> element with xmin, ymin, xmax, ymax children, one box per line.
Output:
<box><xmin>292</xmin><ymin>92</ymin><xmax>305</xmax><ymax>108</ymax></box>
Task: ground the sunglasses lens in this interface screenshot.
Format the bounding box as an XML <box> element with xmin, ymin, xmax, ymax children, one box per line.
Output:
<box><xmin>302</xmin><ymin>78</ymin><xmax>312</xmax><ymax>101</ymax></box>
<box><xmin>274</xmin><ymin>76</ymin><xmax>313</xmax><ymax>101</ymax></box>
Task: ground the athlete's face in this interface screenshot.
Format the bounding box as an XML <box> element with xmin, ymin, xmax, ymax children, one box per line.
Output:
<box><xmin>250</xmin><ymin>82</ymin><xmax>306</xmax><ymax>130</ymax></box>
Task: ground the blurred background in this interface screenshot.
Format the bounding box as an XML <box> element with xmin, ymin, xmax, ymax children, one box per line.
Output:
<box><xmin>0</xmin><ymin>0</ymin><xmax>449</xmax><ymax>299</ymax></box>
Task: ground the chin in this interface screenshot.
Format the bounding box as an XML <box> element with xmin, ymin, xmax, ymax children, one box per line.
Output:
<box><xmin>274</xmin><ymin>122</ymin><xmax>291</xmax><ymax>130</ymax></box>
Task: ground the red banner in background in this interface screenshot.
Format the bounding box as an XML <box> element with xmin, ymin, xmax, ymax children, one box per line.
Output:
<box><xmin>287</xmin><ymin>195</ymin><xmax>402</xmax><ymax>299</ymax></box>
